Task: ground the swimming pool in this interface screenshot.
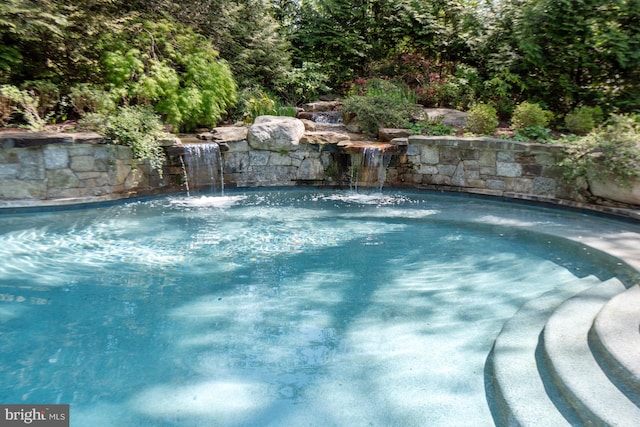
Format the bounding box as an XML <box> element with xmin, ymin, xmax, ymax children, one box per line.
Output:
<box><xmin>1</xmin><ymin>189</ymin><xmax>638</xmax><ymax>426</ymax></box>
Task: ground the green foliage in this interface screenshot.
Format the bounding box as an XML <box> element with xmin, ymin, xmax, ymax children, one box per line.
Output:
<box><xmin>0</xmin><ymin>84</ymin><xmax>51</xmax><ymax>131</ymax></box>
<box><xmin>564</xmin><ymin>106</ymin><xmax>604</xmax><ymax>135</ymax></box>
<box><xmin>20</xmin><ymin>80</ymin><xmax>59</xmax><ymax>118</ymax></box>
<box><xmin>511</xmin><ymin>0</ymin><xmax>640</xmax><ymax>113</ymax></box>
<box><xmin>342</xmin><ymin>79</ymin><xmax>422</xmax><ymax>136</ymax></box>
<box><xmin>101</xmin><ymin>106</ymin><xmax>168</xmax><ymax>176</ymax></box>
<box><xmin>513</xmin><ymin>126</ymin><xmax>551</xmax><ymax>143</ymax></box>
<box><xmin>100</xmin><ymin>19</ymin><xmax>237</xmax><ymax>131</ymax></box>
<box><xmin>560</xmin><ymin>114</ymin><xmax>640</xmax><ymax>187</ymax></box>
<box><xmin>275</xmin><ymin>62</ymin><xmax>331</xmax><ymax>106</ymax></box>
<box><xmin>2</xmin><ymin>0</ymin><xmax>639</xmax><ymax>138</ymax></box>
<box><xmin>511</xmin><ymin>102</ymin><xmax>552</xmax><ymax>129</ymax></box>
<box><xmin>231</xmin><ymin>87</ymin><xmax>297</xmax><ymax>123</ymax></box>
<box><xmin>0</xmin><ymin>85</ymin><xmax>16</xmax><ymax>125</ymax></box>
<box><xmin>481</xmin><ymin>69</ymin><xmax>524</xmax><ymax>119</ymax></box>
<box><xmin>407</xmin><ymin>117</ymin><xmax>456</xmax><ymax>136</ymax></box>
<box><xmin>242</xmin><ymin>89</ymin><xmax>276</xmax><ymax>123</ymax></box>
<box><xmin>466</xmin><ymin>103</ymin><xmax>498</xmax><ymax>135</ymax></box>
<box><xmin>68</xmin><ymin>84</ymin><xmax>116</xmax><ymax>116</ymax></box>
<box><xmin>77</xmin><ymin>112</ymin><xmax>108</xmax><ymax>132</ymax></box>
<box><xmin>350</xmin><ymin>78</ymin><xmax>418</xmax><ymax>105</ymax></box>
<box><xmin>0</xmin><ymin>0</ymin><xmax>68</xmax><ymax>82</ymax></box>
<box><xmin>343</xmin><ymin>97</ymin><xmax>421</xmax><ymax>136</ymax></box>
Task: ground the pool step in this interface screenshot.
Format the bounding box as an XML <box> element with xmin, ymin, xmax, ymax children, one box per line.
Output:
<box><xmin>541</xmin><ymin>278</ymin><xmax>640</xmax><ymax>426</ymax></box>
<box><xmin>488</xmin><ymin>277</ymin><xmax>640</xmax><ymax>426</ymax></box>
<box><xmin>486</xmin><ymin>275</ymin><xmax>602</xmax><ymax>426</ymax></box>
<box><xmin>589</xmin><ymin>284</ymin><xmax>640</xmax><ymax>406</ymax></box>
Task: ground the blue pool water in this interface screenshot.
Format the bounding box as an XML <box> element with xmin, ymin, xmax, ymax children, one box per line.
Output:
<box><xmin>0</xmin><ymin>189</ymin><xmax>638</xmax><ymax>426</ymax></box>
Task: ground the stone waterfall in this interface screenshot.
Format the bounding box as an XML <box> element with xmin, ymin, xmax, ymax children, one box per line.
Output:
<box><xmin>338</xmin><ymin>141</ymin><xmax>397</xmax><ymax>192</ymax></box>
<box><xmin>181</xmin><ymin>142</ymin><xmax>224</xmax><ymax>195</ymax></box>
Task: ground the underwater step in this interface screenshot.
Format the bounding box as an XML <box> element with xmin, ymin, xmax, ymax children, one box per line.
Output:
<box><xmin>487</xmin><ymin>274</ymin><xmax>602</xmax><ymax>426</ymax></box>
<box><xmin>541</xmin><ymin>278</ymin><xmax>640</xmax><ymax>427</ymax></box>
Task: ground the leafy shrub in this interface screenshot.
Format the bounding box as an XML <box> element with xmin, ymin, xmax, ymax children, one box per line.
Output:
<box><xmin>415</xmin><ymin>65</ymin><xmax>479</xmax><ymax>110</ymax></box>
<box><xmin>0</xmin><ymin>86</ymin><xmax>17</xmax><ymax>126</ymax></box>
<box><xmin>248</xmin><ymin>93</ymin><xmax>276</xmax><ymax>122</ymax></box>
<box><xmin>232</xmin><ymin>88</ymin><xmax>296</xmax><ymax>123</ymax></box>
<box><xmin>20</xmin><ymin>80</ymin><xmax>59</xmax><ymax>119</ymax></box>
<box><xmin>274</xmin><ymin>102</ymin><xmax>297</xmax><ymax>118</ymax></box>
<box><xmin>343</xmin><ymin>95</ymin><xmax>421</xmax><ymax>136</ymax></box>
<box><xmin>101</xmin><ymin>106</ymin><xmax>168</xmax><ymax>176</ymax></box>
<box><xmin>69</xmin><ymin>84</ymin><xmax>116</xmax><ymax>116</ymax></box>
<box><xmin>100</xmin><ymin>19</ymin><xmax>237</xmax><ymax>131</ymax></box>
<box><xmin>77</xmin><ymin>112</ymin><xmax>109</xmax><ymax>132</ymax></box>
<box><xmin>511</xmin><ymin>101</ymin><xmax>553</xmax><ymax>129</ymax></box>
<box><xmin>559</xmin><ymin>114</ymin><xmax>640</xmax><ymax>187</ymax></box>
<box><xmin>513</xmin><ymin>126</ymin><xmax>551</xmax><ymax>142</ymax></box>
<box><xmin>349</xmin><ymin>78</ymin><xmax>418</xmax><ymax>105</ymax></box>
<box><xmin>0</xmin><ymin>84</ymin><xmax>49</xmax><ymax>131</ymax></box>
<box><xmin>407</xmin><ymin>117</ymin><xmax>456</xmax><ymax>136</ymax></box>
<box><xmin>564</xmin><ymin>106</ymin><xmax>603</xmax><ymax>135</ymax></box>
<box><xmin>481</xmin><ymin>70</ymin><xmax>523</xmax><ymax>119</ymax></box>
<box><xmin>466</xmin><ymin>103</ymin><xmax>498</xmax><ymax>135</ymax></box>
<box><xmin>342</xmin><ymin>79</ymin><xmax>421</xmax><ymax>135</ymax></box>
<box><xmin>275</xmin><ymin>62</ymin><xmax>331</xmax><ymax>106</ymax></box>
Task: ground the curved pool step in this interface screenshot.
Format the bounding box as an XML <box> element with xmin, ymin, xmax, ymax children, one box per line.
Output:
<box><xmin>589</xmin><ymin>284</ymin><xmax>640</xmax><ymax>405</ymax></box>
<box><xmin>540</xmin><ymin>278</ymin><xmax>640</xmax><ymax>426</ymax></box>
<box><xmin>486</xmin><ymin>275</ymin><xmax>603</xmax><ymax>426</ymax></box>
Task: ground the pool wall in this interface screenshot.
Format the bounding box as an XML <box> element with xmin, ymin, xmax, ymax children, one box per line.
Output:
<box><xmin>1</xmin><ymin>129</ymin><xmax>638</xmax><ymax>216</ymax></box>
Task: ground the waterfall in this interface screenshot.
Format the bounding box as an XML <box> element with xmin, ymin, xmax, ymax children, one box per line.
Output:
<box><xmin>179</xmin><ymin>156</ymin><xmax>191</xmax><ymax>197</ymax></box>
<box><xmin>181</xmin><ymin>143</ymin><xmax>225</xmax><ymax>195</ymax></box>
<box><xmin>349</xmin><ymin>146</ymin><xmax>391</xmax><ymax>192</ymax></box>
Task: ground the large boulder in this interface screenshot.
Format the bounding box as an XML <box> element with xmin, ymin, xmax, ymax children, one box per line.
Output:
<box><xmin>589</xmin><ymin>175</ymin><xmax>640</xmax><ymax>206</ymax></box>
<box><xmin>421</xmin><ymin>108</ymin><xmax>468</xmax><ymax>128</ymax></box>
<box><xmin>248</xmin><ymin>116</ymin><xmax>306</xmax><ymax>151</ymax></box>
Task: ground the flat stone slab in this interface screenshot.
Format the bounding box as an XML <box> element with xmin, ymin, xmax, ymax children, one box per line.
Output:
<box><xmin>337</xmin><ymin>141</ymin><xmax>397</xmax><ymax>154</ymax></box>
<box><xmin>0</xmin><ymin>131</ymin><xmax>104</xmax><ymax>148</ymax></box>
<box><xmin>300</xmin><ymin>131</ymin><xmax>350</xmax><ymax>146</ymax></box>
<box><xmin>199</xmin><ymin>126</ymin><xmax>249</xmax><ymax>143</ymax></box>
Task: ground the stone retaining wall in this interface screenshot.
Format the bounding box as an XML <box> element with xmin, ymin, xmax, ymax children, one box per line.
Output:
<box><xmin>0</xmin><ymin>132</ymin><xmax>168</xmax><ymax>203</ymax></box>
<box><xmin>1</xmin><ymin>131</ymin><xmax>638</xmax><ymax>218</ymax></box>
<box><xmin>387</xmin><ymin>136</ymin><xmax>574</xmax><ymax>200</ymax></box>
<box><xmin>221</xmin><ymin>139</ymin><xmax>337</xmax><ymax>187</ymax></box>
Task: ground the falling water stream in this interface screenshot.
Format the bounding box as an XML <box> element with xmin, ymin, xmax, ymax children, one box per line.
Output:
<box><xmin>350</xmin><ymin>146</ymin><xmax>391</xmax><ymax>192</ymax></box>
<box><xmin>182</xmin><ymin>143</ymin><xmax>224</xmax><ymax>195</ymax></box>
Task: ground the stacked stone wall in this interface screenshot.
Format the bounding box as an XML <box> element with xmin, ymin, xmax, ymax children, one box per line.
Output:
<box><xmin>387</xmin><ymin>136</ymin><xmax>575</xmax><ymax>202</ymax></box>
<box><xmin>1</xmin><ymin>132</ymin><xmax>638</xmax><ymax>217</ymax></box>
<box><xmin>0</xmin><ymin>133</ymin><xmax>167</xmax><ymax>203</ymax></box>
